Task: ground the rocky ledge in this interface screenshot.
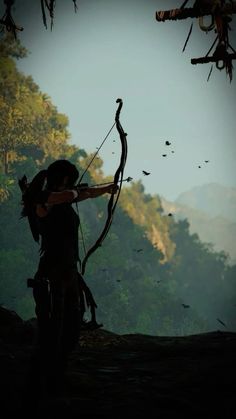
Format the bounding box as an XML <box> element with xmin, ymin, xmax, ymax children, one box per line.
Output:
<box><xmin>0</xmin><ymin>306</ymin><xmax>236</xmax><ymax>418</ymax></box>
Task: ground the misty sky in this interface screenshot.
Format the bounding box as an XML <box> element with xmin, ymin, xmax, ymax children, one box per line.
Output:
<box><xmin>2</xmin><ymin>0</ymin><xmax>236</xmax><ymax>201</ymax></box>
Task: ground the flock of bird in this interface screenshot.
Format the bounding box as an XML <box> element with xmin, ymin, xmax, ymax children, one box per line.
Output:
<box><xmin>140</xmin><ymin>141</ymin><xmax>229</xmax><ymax>327</ymax></box>
<box><xmin>142</xmin><ymin>139</ymin><xmax>210</xmax><ymax>176</ymax></box>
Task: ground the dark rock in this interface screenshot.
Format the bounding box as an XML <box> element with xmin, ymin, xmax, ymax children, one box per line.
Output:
<box><xmin>0</xmin><ymin>308</ymin><xmax>236</xmax><ymax>418</ymax></box>
<box><xmin>0</xmin><ymin>306</ymin><xmax>35</xmax><ymax>344</ymax></box>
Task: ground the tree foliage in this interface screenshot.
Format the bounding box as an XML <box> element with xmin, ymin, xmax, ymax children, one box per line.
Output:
<box><xmin>0</xmin><ymin>35</ymin><xmax>71</xmax><ymax>175</ymax></box>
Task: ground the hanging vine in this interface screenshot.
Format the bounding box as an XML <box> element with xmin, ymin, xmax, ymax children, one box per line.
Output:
<box><xmin>0</xmin><ymin>0</ymin><xmax>78</xmax><ymax>36</ymax></box>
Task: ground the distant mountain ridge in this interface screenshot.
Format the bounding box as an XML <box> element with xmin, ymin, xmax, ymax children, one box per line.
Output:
<box><xmin>175</xmin><ymin>183</ymin><xmax>236</xmax><ymax>222</ymax></box>
<box><xmin>161</xmin><ymin>183</ymin><xmax>236</xmax><ymax>264</ymax></box>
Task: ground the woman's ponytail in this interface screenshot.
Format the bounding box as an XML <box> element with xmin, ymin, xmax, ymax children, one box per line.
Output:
<box><xmin>19</xmin><ymin>169</ymin><xmax>47</xmax><ymax>217</ymax></box>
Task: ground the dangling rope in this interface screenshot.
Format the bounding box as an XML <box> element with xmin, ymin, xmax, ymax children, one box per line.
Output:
<box><xmin>207</xmin><ymin>64</ymin><xmax>213</xmax><ymax>82</ymax></box>
<box><xmin>182</xmin><ymin>23</ymin><xmax>193</xmax><ymax>52</ymax></box>
<box><xmin>198</xmin><ymin>14</ymin><xmax>215</xmax><ymax>33</ymax></box>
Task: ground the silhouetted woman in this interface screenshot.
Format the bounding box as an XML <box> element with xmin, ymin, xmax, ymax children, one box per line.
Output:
<box><xmin>19</xmin><ymin>159</ymin><xmax>118</xmax><ymax>396</ymax></box>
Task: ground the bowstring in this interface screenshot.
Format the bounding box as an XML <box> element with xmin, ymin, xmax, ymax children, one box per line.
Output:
<box><xmin>78</xmin><ymin>121</ymin><xmax>116</xmax><ymax>185</ymax></box>
<box><xmin>76</xmin><ymin>119</ymin><xmax>116</xmax><ymax>272</ymax></box>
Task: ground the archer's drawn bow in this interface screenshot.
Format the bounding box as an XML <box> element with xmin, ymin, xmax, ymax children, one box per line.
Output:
<box><xmin>81</xmin><ymin>98</ymin><xmax>128</xmax><ymax>275</ymax></box>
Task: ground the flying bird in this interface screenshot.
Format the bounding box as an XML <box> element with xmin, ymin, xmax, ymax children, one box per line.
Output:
<box><xmin>205</xmin><ymin>160</ymin><xmax>209</xmax><ymax>163</ymax></box>
<box><xmin>165</xmin><ymin>141</ymin><xmax>171</xmax><ymax>146</ymax></box>
<box><xmin>198</xmin><ymin>165</ymin><xmax>201</xmax><ymax>168</ymax></box>
<box><xmin>142</xmin><ymin>170</ymin><xmax>150</xmax><ymax>176</ymax></box>
<box><xmin>217</xmin><ymin>318</ymin><xmax>227</xmax><ymax>328</ymax></box>
<box><xmin>133</xmin><ymin>248</ymin><xmax>143</xmax><ymax>253</ymax></box>
<box><xmin>182</xmin><ymin>303</ymin><xmax>190</xmax><ymax>308</ymax></box>
<box><xmin>162</xmin><ymin>154</ymin><xmax>167</xmax><ymax>157</ymax></box>
<box><xmin>168</xmin><ymin>213</ymin><xmax>172</xmax><ymax>217</ymax></box>
<box><xmin>171</xmin><ymin>150</ymin><xmax>175</xmax><ymax>153</ymax></box>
